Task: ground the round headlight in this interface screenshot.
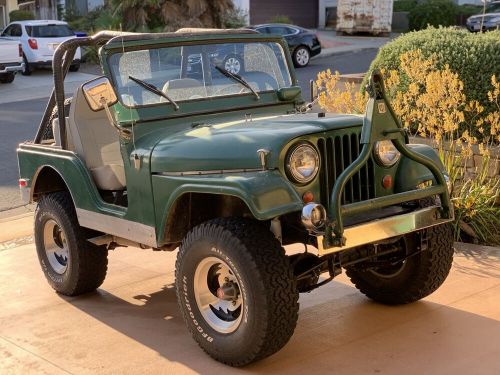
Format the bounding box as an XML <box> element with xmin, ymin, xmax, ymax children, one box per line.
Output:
<box><xmin>374</xmin><ymin>140</ymin><xmax>400</xmax><ymax>167</ymax></box>
<box><xmin>286</xmin><ymin>143</ymin><xmax>319</xmax><ymax>184</ymax></box>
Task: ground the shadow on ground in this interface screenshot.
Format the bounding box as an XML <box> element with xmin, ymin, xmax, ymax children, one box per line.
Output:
<box><xmin>62</xmin><ymin>277</ymin><xmax>500</xmax><ymax>374</ymax></box>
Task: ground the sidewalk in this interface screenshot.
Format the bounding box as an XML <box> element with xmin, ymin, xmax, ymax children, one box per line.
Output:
<box><xmin>314</xmin><ymin>30</ymin><xmax>396</xmax><ymax>58</ymax></box>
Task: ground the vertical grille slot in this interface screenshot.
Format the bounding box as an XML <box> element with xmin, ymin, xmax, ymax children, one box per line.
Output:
<box><xmin>317</xmin><ymin>130</ymin><xmax>375</xmax><ymax>208</ymax></box>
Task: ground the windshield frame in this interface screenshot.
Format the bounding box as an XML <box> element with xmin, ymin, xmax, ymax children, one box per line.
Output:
<box><xmin>101</xmin><ymin>33</ymin><xmax>297</xmax><ymax>113</ymax></box>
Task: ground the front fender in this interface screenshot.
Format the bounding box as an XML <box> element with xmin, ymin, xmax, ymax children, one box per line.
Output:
<box><xmin>395</xmin><ymin>144</ymin><xmax>446</xmax><ymax>192</ymax></box>
<box><xmin>152</xmin><ymin>170</ymin><xmax>303</xmax><ymax>245</ymax></box>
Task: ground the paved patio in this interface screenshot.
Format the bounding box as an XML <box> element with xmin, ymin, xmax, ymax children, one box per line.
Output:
<box><xmin>0</xmin><ymin>219</ymin><xmax>499</xmax><ymax>374</ymax></box>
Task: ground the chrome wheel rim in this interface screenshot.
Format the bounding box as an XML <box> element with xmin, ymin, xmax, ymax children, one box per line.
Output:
<box><xmin>296</xmin><ymin>48</ymin><xmax>310</xmax><ymax>66</ymax></box>
<box><xmin>43</xmin><ymin>219</ymin><xmax>69</xmax><ymax>274</ymax></box>
<box><xmin>224</xmin><ymin>57</ymin><xmax>241</xmax><ymax>74</ymax></box>
<box><xmin>194</xmin><ymin>256</ymin><xmax>243</xmax><ymax>334</ymax></box>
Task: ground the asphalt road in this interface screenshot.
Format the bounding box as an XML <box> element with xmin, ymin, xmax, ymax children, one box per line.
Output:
<box><xmin>0</xmin><ymin>49</ymin><xmax>377</xmax><ymax>212</ymax></box>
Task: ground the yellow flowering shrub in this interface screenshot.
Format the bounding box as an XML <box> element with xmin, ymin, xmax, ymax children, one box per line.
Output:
<box><xmin>316</xmin><ymin>50</ymin><xmax>500</xmax><ymax>244</ymax></box>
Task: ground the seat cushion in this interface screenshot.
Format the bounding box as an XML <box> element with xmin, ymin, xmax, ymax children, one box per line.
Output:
<box><xmin>90</xmin><ymin>164</ymin><xmax>126</xmax><ymax>191</ymax></box>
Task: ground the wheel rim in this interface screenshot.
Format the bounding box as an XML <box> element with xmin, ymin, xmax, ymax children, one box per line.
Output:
<box><xmin>194</xmin><ymin>256</ymin><xmax>244</xmax><ymax>334</ymax></box>
<box><xmin>296</xmin><ymin>48</ymin><xmax>310</xmax><ymax>66</ymax></box>
<box><xmin>224</xmin><ymin>57</ymin><xmax>241</xmax><ymax>74</ymax></box>
<box><xmin>43</xmin><ymin>219</ymin><xmax>69</xmax><ymax>274</ymax></box>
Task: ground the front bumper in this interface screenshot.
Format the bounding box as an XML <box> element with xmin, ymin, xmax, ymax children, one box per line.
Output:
<box><xmin>0</xmin><ymin>62</ymin><xmax>24</xmax><ymax>74</ymax></box>
<box><xmin>317</xmin><ymin>205</ymin><xmax>453</xmax><ymax>255</ymax></box>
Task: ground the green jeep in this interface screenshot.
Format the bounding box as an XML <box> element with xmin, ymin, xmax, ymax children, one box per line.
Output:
<box><xmin>17</xmin><ymin>29</ymin><xmax>454</xmax><ymax>366</ymax></box>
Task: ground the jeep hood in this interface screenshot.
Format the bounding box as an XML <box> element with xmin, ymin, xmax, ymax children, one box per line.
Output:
<box><xmin>150</xmin><ymin>113</ymin><xmax>363</xmax><ymax>173</ymax></box>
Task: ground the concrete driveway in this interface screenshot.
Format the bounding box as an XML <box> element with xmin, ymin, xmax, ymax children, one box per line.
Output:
<box><xmin>0</xmin><ymin>69</ymin><xmax>98</xmax><ymax>105</ymax></box>
<box><xmin>1</xmin><ymin>215</ymin><xmax>499</xmax><ymax>374</ymax></box>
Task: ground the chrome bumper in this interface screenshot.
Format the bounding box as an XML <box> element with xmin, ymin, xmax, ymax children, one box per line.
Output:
<box><xmin>317</xmin><ymin>206</ymin><xmax>453</xmax><ymax>256</ymax></box>
<box><xmin>0</xmin><ymin>62</ymin><xmax>24</xmax><ymax>74</ymax></box>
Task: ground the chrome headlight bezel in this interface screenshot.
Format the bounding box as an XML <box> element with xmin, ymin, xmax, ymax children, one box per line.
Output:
<box><xmin>374</xmin><ymin>140</ymin><xmax>401</xmax><ymax>167</ymax></box>
<box><xmin>286</xmin><ymin>142</ymin><xmax>320</xmax><ymax>185</ymax></box>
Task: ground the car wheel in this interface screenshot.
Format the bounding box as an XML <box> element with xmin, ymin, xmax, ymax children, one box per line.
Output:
<box><xmin>175</xmin><ymin>218</ymin><xmax>299</xmax><ymax>366</ymax></box>
<box><xmin>345</xmin><ymin>223</ymin><xmax>454</xmax><ymax>305</ymax></box>
<box><xmin>293</xmin><ymin>46</ymin><xmax>311</xmax><ymax>68</ymax></box>
<box><xmin>223</xmin><ymin>55</ymin><xmax>243</xmax><ymax>75</ymax></box>
<box><xmin>21</xmin><ymin>55</ymin><xmax>32</xmax><ymax>76</ymax></box>
<box><xmin>0</xmin><ymin>72</ymin><xmax>15</xmax><ymax>83</ymax></box>
<box><xmin>34</xmin><ymin>192</ymin><xmax>108</xmax><ymax>296</ymax></box>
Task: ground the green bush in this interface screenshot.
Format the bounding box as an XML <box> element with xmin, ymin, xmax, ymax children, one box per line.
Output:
<box><xmin>9</xmin><ymin>10</ymin><xmax>35</xmax><ymax>22</ymax></box>
<box><xmin>408</xmin><ymin>0</ymin><xmax>458</xmax><ymax>30</ymax></box>
<box><xmin>223</xmin><ymin>8</ymin><xmax>248</xmax><ymax>29</ymax></box>
<box><xmin>364</xmin><ymin>27</ymin><xmax>500</xmax><ymax>141</ymax></box>
<box><xmin>393</xmin><ymin>0</ymin><xmax>417</xmax><ymax>13</ymax></box>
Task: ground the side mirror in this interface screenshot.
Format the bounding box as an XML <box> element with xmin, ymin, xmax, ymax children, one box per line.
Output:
<box><xmin>277</xmin><ymin>86</ymin><xmax>301</xmax><ymax>101</ymax></box>
<box><xmin>82</xmin><ymin>77</ymin><xmax>118</xmax><ymax>111</ymax></box>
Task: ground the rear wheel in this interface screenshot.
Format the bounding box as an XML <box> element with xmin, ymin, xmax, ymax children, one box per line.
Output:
<box><xmin>345</xmin><ymin>224</ymin><xmax>454</xmax><ymax>305</ymax></box>
<box><xmin>0</xmin><ymin>73</ymin><xmax>15</xmax><ymax>83</ymax></box>
<box><xmin>21</xmin><ymin>55</ymin><xmax>32</xmax><ymax>76</ymax></box>
<box><xmin>223</xmin><ymin>55</ymin><xmax>243</xmax><ymax>75</ymax></box>
<box><xmin>175</xmin><ymin>218</ymin><xmax>299</xmax><ymax>366</ymax></box>
<box><xmin>34</xmin><ymin>192</ymin><xmax>108</xmax><ymax>296</ymax></box>
<box><xmin>293</xmin><ymin>46</ymin><xmax>311</xmax><ymax>67</ymax></box>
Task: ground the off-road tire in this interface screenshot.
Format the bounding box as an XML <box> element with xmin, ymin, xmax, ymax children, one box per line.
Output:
<box><xmin>0</xmin><ymin>72</ymin><xmax>15</xmax><ymax>83</ymax></box>
<box><xmin>34</xmin><ymin>192</ymin><xmax>108</xmax><ymax>296</ymax></box>
<box><xmin>175</xmin><ymin>218</ymin><xmax>299</xmax><ymax>366</ymax></box>
<box><xmin>346</xmin><ymin>223</ymin><xmax>454</xmax><ymax>305</ymax></box>
<box><xmin>42</xmin><ymin>97</ymin><xmax>72</xmax><ymax>141</ymax></box>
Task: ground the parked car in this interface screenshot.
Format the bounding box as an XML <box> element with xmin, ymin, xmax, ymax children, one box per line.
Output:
<box><xmin>1</xmin><ymin>20</ymin><xmax>81</xmax><ymax>75</ymax></box>
<box><xmin>186</xmin><ymin>43</ymin><xmax>245</xmax><ymax>77</ymax></box>
<box><xmin>0</xmin><ymin>37</ymin><xmax>24</xmax><ymax>83</ymax></box>
<box><xmin>18</xmin><ymin>29</ymin><xmax>454</xmax><ymax>367</ymax></box>
<box><xmin>466</xmin><ymin>1</ymin><xmax>500</xmax><ymax>32</ymax></box>
<box><xmin>248</xmin><ymin>24</ymin><xmax>322</xmax><ymax>67</ymax></box>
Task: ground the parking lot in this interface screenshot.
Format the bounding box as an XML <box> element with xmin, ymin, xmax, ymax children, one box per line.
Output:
<box><xmin>1</xmin><ymin>214</ymin><xmax>499</xmax><ymax>374</ymax></box>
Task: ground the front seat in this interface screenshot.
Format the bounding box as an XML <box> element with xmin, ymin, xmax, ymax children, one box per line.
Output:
<box><xmin>58</xmin><ymin>85</ymin><xmax>126</xmax><ymax>191</ymax></box>
<box><xmin>162</xmin><ymin>78</ymin><xmax>207</xmax><ymax>101</ymax></box>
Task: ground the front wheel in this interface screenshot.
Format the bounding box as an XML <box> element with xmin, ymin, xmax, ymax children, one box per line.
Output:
<box><xmin>346</xmin><ymin>224</ymin><xmax>454</xmax><ymax>305</ymax></box>
<box><xmin>34</xmin><ymin>192</ymin><xmax>108</xmax><ymax>296</ymax></box>
<box><xmin>175</xmin><ymin>218</ymin><xmax>299</xmax><ymax>366</ymax></box>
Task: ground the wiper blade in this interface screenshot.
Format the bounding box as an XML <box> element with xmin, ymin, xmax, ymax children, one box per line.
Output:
<box><xmin>214</xmin><ymin>65</ymin><xmax>260</xmax><ymax>100</ymax></box>
<box><xmin>128</xmin><ymin>75</ymin><xmax>179</xmax><ymax>110</ymax></box>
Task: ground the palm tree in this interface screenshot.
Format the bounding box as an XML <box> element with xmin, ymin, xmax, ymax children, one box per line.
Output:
<box><xmin>112</xmin><ymin>0</ymin><xmax>234</xmax><ymax>31</ymax></box>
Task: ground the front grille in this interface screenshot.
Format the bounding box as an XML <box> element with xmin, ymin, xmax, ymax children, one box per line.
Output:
<box><xmin>317</xmin><ymin>131</ymin><xmax>375</xmax><ymax>208</ymax></box>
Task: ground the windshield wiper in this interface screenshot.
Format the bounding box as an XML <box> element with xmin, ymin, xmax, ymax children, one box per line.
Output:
<box><xmin>214</xmin><ymin>65</ymin><xmax>260</xmax><ymax>100</ymax></box>
<box><xmin>128</xmin><ymin>75</ymin><xmax>179</xmax><ymax>110</ymax></box>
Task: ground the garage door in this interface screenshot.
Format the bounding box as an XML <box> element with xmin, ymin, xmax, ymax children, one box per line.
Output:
<box><xmin>250</xmin><ymin>0</ymin><xmax>319</xmax><ymax>28</ymax></box>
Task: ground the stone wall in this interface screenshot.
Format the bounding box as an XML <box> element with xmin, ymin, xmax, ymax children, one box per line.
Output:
<box><xmin>410</xmin><ymin>136</ymin><xmax>500</xmax><ymax>181</ymax></box>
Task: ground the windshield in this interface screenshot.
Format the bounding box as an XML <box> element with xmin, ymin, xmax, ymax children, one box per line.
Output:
<box><xmin>108</xmin><ymin>41</ymin><xmax>292</xmax><ymax>107</ymax></box>
<box><xmin>28</xmin><ymin>25</ymin><xmax>74</xmax><ymax>38</ymax></box>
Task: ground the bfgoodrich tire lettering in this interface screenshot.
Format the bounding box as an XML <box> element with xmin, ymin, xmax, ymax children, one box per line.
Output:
<box><xmin>346</xmin><ymin>223</ymin><xmax>454</xmax><ymax>305</ymax></box>
<box><xmin>34</xmin><ymin>192</ymin><xmax>108</xmax><ymax>296</ymax></box>
<box><xmin>175</xmin><ymin>218</ymin><xmax>299</xmax><ymax>366</ymax></box>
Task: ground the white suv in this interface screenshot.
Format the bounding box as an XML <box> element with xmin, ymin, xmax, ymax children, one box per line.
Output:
<box><xmin>1</xmin><ymin>20</ymin><xmax>81</xmax><ymax>75</ymax></box>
